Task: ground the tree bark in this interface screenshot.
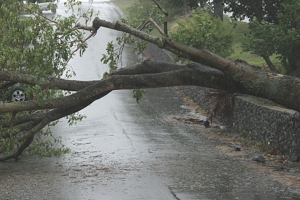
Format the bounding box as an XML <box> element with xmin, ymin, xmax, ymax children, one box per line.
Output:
<box><xmin>199</xmin><ymin>0</ymin><xmax>207</xmax><ymax>8</ymax></box>
<box><xmin>261</xmin><ymin>54</ymin><xmax>279</xmax><ymax>73</ymax></box>
<box><xmin>213</xmin><ymin>0</ymin><xmax>223</xmax><ymax>21</ymax></box>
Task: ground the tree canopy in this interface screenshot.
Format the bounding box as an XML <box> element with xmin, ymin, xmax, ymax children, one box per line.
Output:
<box><xmin>0</xmin><ymin>0</ymin><xmax>299</xmax><ymax>161</ymax></box>
<box><xmin>224</xmin><ymin>0</ymin><xmax>284</xmax><ymax>23</ymax></box>
<box><xmin>170</xmin><ymin>8</ymin><xmax>233</xmax><ymax>58</ymax></box>
<box><xmin>225</xmin><ymin>0</ymin><xmax>300</xmax><ymax>74</ymax></box>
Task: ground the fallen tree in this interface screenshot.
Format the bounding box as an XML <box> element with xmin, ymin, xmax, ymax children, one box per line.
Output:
<box><xmin>0</xmin><ymin>0</ymin><xmax>299</xmax><ymax>161</ymax></box>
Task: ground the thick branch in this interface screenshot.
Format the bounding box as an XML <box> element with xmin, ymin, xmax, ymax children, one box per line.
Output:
<box><xmin>0</xmin><ymin>112</ymin><xmax>46</xmax><ymax>128</ymax></box>
<box><xmin>0</xmin><ymin>61</ymin><xmax>238</xmax><ymax>113</ymax></box>
<box><xmin>110</xmin><ymin>60</ymin><xmax>189</xmax><ymax>75</ymax></box>
<box><xmin>0</xmin><ymin>70</ymin><xmax>97</xmax><ymax>91</ymax></box>
<box><xmin>0</xmin><ymin>79</ymin><xmax>114</xmax><ymax>113</ymax></box>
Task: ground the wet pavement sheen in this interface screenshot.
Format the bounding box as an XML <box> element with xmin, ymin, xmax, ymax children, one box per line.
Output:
<box><xmin>0</xmin><ymin>1</ymin><xmax>299</xmax><ymax>200</ymax></box>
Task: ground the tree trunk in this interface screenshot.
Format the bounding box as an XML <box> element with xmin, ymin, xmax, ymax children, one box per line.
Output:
<box><xmin>253</xmin><ymin>0</ymin><xmax>264</xmax><ymax>23</ymax></box>
<box><xmin>261</xmin><ymin>54</ymin><xmax>279</xmax><ymax>73</ymax></box>
<box><xmin>199</xmin><ymin>0</ymin><xmax>207</xmax><ymax>8</ymax></box>
<box><xmin>286</xmin><ymin>54</ymin><xmax>299</xmax><ymax>75</ymax></box>
<box><xmin>213</xmin><ymin>0</ymin><xmax>223</xmax><ymax>21</ymax></box>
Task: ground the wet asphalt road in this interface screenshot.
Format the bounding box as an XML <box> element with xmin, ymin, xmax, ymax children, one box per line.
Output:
<box><xmin>1</xmin><ymin>1</ymin><xmax>300</xmax><ymax>200</ymax></box>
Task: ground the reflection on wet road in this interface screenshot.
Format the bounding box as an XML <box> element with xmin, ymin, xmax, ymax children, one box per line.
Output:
<box><xmin>0</xmin><ymin>2</ymin><xmax>298</xmax><ymax>200</ymax></box>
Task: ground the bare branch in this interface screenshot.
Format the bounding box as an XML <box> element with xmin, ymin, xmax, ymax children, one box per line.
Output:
<box><xmin>75</xmin><ymin>22</ymin><xmax>96</xmax><ymax>33</ymax></box>
<box><xmin>0</xmin><ymin>70</ymin><xmax>97</xmax><ymax>91</ymax></box>
<box><xmin>62</xmin><ymin>30</ymin><xmax>95</xmax><ymax>68</ymax></box>
<box><xmin>152</xmin><ymin>0</ymin><xmax>168</xmax><ymax>35</ymax></box>
<box><xmin>152</xmin><ymin>0</ymin><xmax>168</xmax><ymax>16</ymax></box>
<box><xmin>149</xmin><ymin>18</ymin><xmax>164</xmax><ymax>36</ymax></box>
<box><xmin>75</xmin><ymin>17</ymin><xmax>101</xmax><ymax>34</ymax></box>
<box><xmin>139</xmin><ymin>18</ymin><xmax>164</xmax><ymax>36</ymax></box>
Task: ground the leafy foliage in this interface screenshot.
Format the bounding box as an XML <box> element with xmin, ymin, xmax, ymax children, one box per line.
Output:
<box><xmin>241</xmin><ymin>0</ymin><xmax>300</xmax><ymax>74</ymax></box>
<box><xmin>241</xmin><ymin>20</ymin><xmax>276</xmax><ymax>60</ymax></box>
<box><xmin>126</xmin><ymin>1</ymin><xmax>164</xmax><ymax>28</ymax></box>
<box><xmin>275</xmin><ymin>0</ymin><xmax>300</xmax><ymax>74</ymax></box>
<box><xmin>101</xmin><ymin>41</ymin><xmax>119</xmax><ymax>78</ymax></box>
<box><xmin>25</xmin><ymin>124</ymin><xmax>70</xmax><ymax>157</ymax></box>
<box><xmin>0</xmin><ymin>0</ymin><xmax>94</xmax><ymax>158</ymax></box>
<box><xmin>224</xmin><ymin>0</ymin><xmax>284</xmax><ymax>23</ymax></box>
<box><xmin>118</xmin><ymin>0</ymin><xmax>164</xmax><ymax>54</ymax></box>
<box><xmin>133</xmin><ymin>89</ymin><xmax>146</xmax><ymax>103</ymax></box>
<box><xmin>170</xmin><ymin>8</ymin><xmax>234</xmax><ymax>59</ymax></box>
<box><xmin>157</xmin><ymin>0</ymin><xmax>208</xmax><ymax>18</ymax></box>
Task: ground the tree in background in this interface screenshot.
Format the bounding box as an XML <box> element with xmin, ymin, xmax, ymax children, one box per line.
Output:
<box><xmin>170</xmin><ymin>8</ymin><xmax>233</xmax><ymax>59</ymax></box>
<box><xmin>126</xmin><ymin>0</ymin><xmax>163</xmax><ymax>27</ymax></box>
<box><xmin>152</xmin><ymin>0</ymin><xmax>208</xmax><ymax>18</ymax></box>
<box><xmin>213</xmin><ymin>0</ymin><xmax>223</xmax><ymax>21</ymax></box>
<box><xmin>125</xmin><ymin>1</ymin><xmax>230</xmax><ymax>59</ymax></box>
<box><xmin>134</xmin><ymin>1</ymin><xmax>224</xmax><ymax>21</ymax></box>
<box><xmin>274</xmin><ymin>0</ymin><xmax>300</xmax><ymax>75</ymax></box>
<box><xmin>228</xmin><ymin>0</ymin><xmax>300</xmax><ymax>74</ymax></box>
<box><xmin>241</xmin><ymin>20</ymin><xmax>279</xmax><ymax>73</ymax></box>
<box><xmin>224</xmin><ymin>0</ymin><xmax>284</xmax><ymax>23</ymax></box>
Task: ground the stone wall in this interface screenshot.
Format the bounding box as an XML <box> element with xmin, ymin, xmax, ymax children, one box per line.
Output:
<box><xmin>179</xmin><ymin>86</ymin><xmax>300</xmax><ymax>161</ymax></box>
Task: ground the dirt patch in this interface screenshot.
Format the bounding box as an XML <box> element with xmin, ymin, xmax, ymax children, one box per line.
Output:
<box><xmin>170</xmin><ymin>115</ymin><xmax>206</xmax><ymax>124</ymax></box>
<box><xmin>217</xmin><ymin>141</ymin><xmax>300</xmax><ymax>192</ymax></box>
<box><xmin>217</xmin><ymin>145</ymin><xmax>248</xmax><ymax>157</ymax></box>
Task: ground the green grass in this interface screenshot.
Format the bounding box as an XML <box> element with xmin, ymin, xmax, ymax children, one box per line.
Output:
<box><xmin>145</xmin><ymin>15</ymin><xmax>188</xmax><ymax>38</ymax></box>
<box><xmin>227</xmin><ymin>43</ymin><xmax>281</xmax><ymax>68</ymax></box>
<box><xmin>111</xmin><ymin>0</ymin><xmax>136</xmax><ymax>17</ymax></box>
<box><xmin>228</xmin><ymin>43</ymin><xmax>265</xmax><ymax>66</ymax></box>
<box><xmin>111</xmin><ymin>1</ymin><xmax>279</xmax><ymax>69</ymax></box>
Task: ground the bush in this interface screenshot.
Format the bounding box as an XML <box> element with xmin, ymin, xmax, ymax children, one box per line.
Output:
<box><xmin>170</xmin><ymin>8</ymin><xmax>234</xmax><ymax>59</ymax></box>
<box><xmin>241</xmin><ymin>0</ymin><xmax>300</xmax><ymax>74</ymax></box>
